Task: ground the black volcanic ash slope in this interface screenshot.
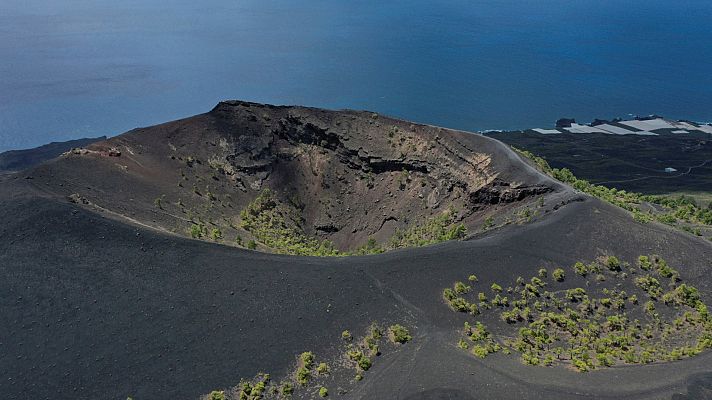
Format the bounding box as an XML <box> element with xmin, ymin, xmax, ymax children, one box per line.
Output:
<box><xmin>2</xmin><ymin>103</ymin><xmax>712</xmax><ymax>400</ymax></box>
<box><xmin>0</xmin><ymin>136</ymin><xmax>105</xmax><ymax>173</ymax></box>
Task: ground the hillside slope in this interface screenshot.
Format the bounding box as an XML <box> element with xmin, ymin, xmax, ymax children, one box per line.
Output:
<box><xmin>25</xmin><ymin>101</ymin><xmax>561</xmax><ymax>253</ymax></box>
<box><xmin>2</xmin><ymin>178</ymin><xmax>712</xmax><ymax>399</ymax></box>
<box><xmin>0</xmin><ymin>136</ymin><xmax>105</xmax><ymax>173</ymax></box>
<box><xmin>2</xmin><ymin>103</ymin><xmax>712</xmax><ymax>400</ymax></box>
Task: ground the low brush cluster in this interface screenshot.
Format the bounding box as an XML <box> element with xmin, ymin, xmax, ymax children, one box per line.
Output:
<box><xmin>445</xmin><ymin>255</ymin><xmax>712</xmax><ymax>371</ymax></box>
<box><xmin>514</xmin><ymin>147</ymin><xmax>712</xmax><ymax>238</ymax></box>
<box><xmin>201</xmin><ymin>323</ymin><xmax>412</xmax><ymax>399</ymax></box>
<box><xmin>239</xmin><ymin>189</ymin><xmax>466</xmax><ymax>256</ymax></box>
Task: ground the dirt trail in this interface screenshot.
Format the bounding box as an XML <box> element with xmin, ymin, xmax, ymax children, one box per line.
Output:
<box><xmin>593</xmin><ymin>159</ymin><xmax>712</xmax><ymax>185</ymax></box>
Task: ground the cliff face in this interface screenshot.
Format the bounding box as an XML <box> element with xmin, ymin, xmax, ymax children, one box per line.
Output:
<box><xmin>26</xmin><ymin>101</ymin><xmax>561</xmax><ymax>251</ymax></box>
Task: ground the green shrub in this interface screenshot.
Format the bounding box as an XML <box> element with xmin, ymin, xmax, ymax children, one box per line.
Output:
<box><xmin>357</xmin><ymin>355</ymin><xmax>372</xmax><ymax>370</ymax></box>
<box><xmin>553</xmin><ymin>268</ymin><xmax>565</xmax><ymax>282</ymax></box>
<box><xmin>471</xmin><ymin>344</ymin><xmax>489</xmax><ymax>358</ymax></box>
<box><xmin>454</xmin><ymin>281</ymin><xmax>470</xmax><ymax>294</ymax></box>
<box><xmin>530</xmin><ymin>277</ymin><xmax>545</xmax><ymax>287</ymax></box>
<box><xmin>190</xmin><ymin>224</ymin><xmax>205</xmax><ymax>238</ymax></box>
<box><xmin>296</xmin><ymin>367</ymin><xmax>310</xmax><ymax>385</ymax></box>
<box><xmin>317</xmin><ymin>362</ymin><xmax>329</xmax><ymax>375</ymax></box>
<box><xmin>450</xmin><ymin>297</ymin><xmax>472</xmax><ymax>312</ymax></box>
<box><xmin>247</xmin><ymin>240</ymin><xmax>257</xmax><ymax>250</ymax></box>
<box><xmin>341</xmin><ymin>330</ymin><xmax>352</xmax><ymax>341</ymax></box>
<box><xmin>388</xmin><ymin>324</ymin><xmax>412</xmax><ymax>343</ymax></box>
<box><xmin>300</xmin><ymin>351</ymin><xmax>315</xmax><ymax>369</ymax></box>
<box><xmin>441</xmin><ymin>254</ymin><xmax>712</xmax><ymax>373</ymax></box>
<box><xmin>389</xmin><ymin>209</ymin><xmax>467</xmax><ymax>248</ymax></box>
<box><xmin>353</xmin><ymin>237</ymin><xmax>384</xmax><ymax>255</ymax></box>
<box><xmin>638</xmin><ymin>255</ymin><xmax>652</xmax><ymax>270</ymax></box>
<box><xmin>636</xmin><ymin>275</ymin><xmax>662</xmax><ymax>298</ymax></box>
<box><xmin>662</xmin><ymin>284</ymin><xmax>701</xmax><ymax>307</ymax></box>
<box><xmin>565</xmin><ymin>288</ymin><xmax>586</xmax><ymax>302</ymax></box>
<box><xmin>210</xmin><ymin>228</ymin><xmax>222</xmax><ymax>241</ymax></box>
<box><xmin>468</xmin><ymin>274</ymin><xmax>478</xmax><ymax>282</ymax></box>
<box><xmin>208</xmin><ymin>391</ymin><xmax>225</xmax><ymax>400</ymax></box>
<box><xmin>250</xmin><ymin>380</ymin><xmax>266</xmax><ymax>396</ymax></box>
<box><xmin>574</xmin><ymin>262</ymin><xmax>587</xmax><ymax>276</ymax></box>
<box><xmin>369</xmin><ymin>324</ymin><xmax>383</xmax><ymax>339</ymax></box>
<box><xmin>281</xmin><ymin>382</ymin><xmax>293</xmax><ymax>395</ymax></box>
<box><xmin>606</xmin><ymin>256</ymin><xmax>621</xmax><ymax>271</ymax></box>
<box><xmin>538</xmin><ymin>268</ymin><xmax>547</xmax><ymax>278</ymax></box>
<box><xmin>656</xmin><ymin>259</ymin><xmax>678</xmax><ymax>279</ymax></box>
<box><xmin>443</xmin><ymin>288</ymin><xmax>456</xmax><ymax>301</ymax></box>
<box><xmin>319</xmin><ymin>387</ymin><xmax>328</xmax><ymax>397</ymax></box>
<box><xmin>491</xmin><ymin>283</ymin><xmax>503</xmax><ymax>293</ymax></box>
<box><xmin>240</xmin><ymin>189</ymin><xmax>339</xmax><ymax>256</ymax></box>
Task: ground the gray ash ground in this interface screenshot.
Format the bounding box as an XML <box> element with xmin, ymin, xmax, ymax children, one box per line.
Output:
<box><xmin>2</xmin><ymin>104</ymin><xmax>712</xmax><ymax>399</ymax></box>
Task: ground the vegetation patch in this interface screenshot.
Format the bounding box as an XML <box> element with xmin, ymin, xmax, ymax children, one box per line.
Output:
<box><xmin>445</xmin><ymin>255</ymin><xmax>712</xmax><ymax>371</ymax></box>
<box><xmin>201</xmin><ymin>322</ymin><xmax>413</xmax><ymax>399</ymax></box>
<box><xmin>388</xmin><ymin>208</ymin><xmax>467</xmax><ymax>249</ymax></box>
<box><xmin>388</xmin><ymin>324</ymin><xmax>413</xmax><ymax>344</ymax></box>
<box><xmin>514</xmin><ymin>147</ymin><xmax>712</xmax><ymax>236</ymax></box>
<box><xmin>345</xmin><ymin>324</ymin><xmax>382</xmax><ymax>373</ymax></box>
<box><xmin>239</xmin><ymin>190</ymin><xmax>467</xmax><ymax>256</ymax></box>
<box><xmin>239</xmin><ymin>189</ymin><xmax>340</xmax><ymax>256</ymax></box>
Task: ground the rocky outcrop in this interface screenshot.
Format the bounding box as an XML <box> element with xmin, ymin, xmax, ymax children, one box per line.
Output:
<box><xmin>33</xmin><ymin>100</ymin><xmax>562</xmax><ymax>251</ymax></box>
<box><xmin>469</xmin><ymin>179</ymin><xmax>552</xmax><ymax>207</ymax></box>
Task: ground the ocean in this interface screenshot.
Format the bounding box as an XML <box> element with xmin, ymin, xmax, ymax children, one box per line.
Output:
<box><xmin>1</xmin><ymin>0</ymin><xmax>711</xmax><ymax>151</ymax></box>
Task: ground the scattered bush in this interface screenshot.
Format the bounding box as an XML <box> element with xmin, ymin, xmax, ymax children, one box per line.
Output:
<box><xmin>605</xmin><ymin>256</ymin><xmax>622</xmax><ymax>271</ymax></box>
<box><xmin>638</xmin><ymin>255</ymin><xmax>652</xmax><ymax>270</ymax></box>
<box><xmin>208</xmin><ymin>391</ymin><xmax>225</xmax><ymax>400</ymax></box>
<box><xmin>454</xmin><ymin>281</ymin><xmax>470</xmax><ymax>294</ymax></box>
<box><xmin>300</xmin><ymin>351</ymin><xmax>315</xmax><ymax>369</ymax></box>
<box><xmin>240</xmin><ymin>189</ymin><xmax>339</xmax><ymax>256</ymax></box>
<box><xmin>553</xmin><ymin>268</ymin><xmax>565</xmax><ymax>282</ymax></box>
<box><xmin>514</xmin><ymin>149</ymin><xmax>712</xmax><ymax>235</ymax></box>
<box><xmin>388</xmin><ymin>324</ymin><xmax>412</xmax><ymax>344</ymax></box>
<box><xmin>210</xmin><ymin>228</ymin><xmax>222</xmax><ymax>241</ymax></box>
<box><xmin>357</xmin><ymin>354</ymin><xmax>372</xmax><ymax>370</ymax></box>
<box><xmin>296</xmin><ymin>367</ymin><xmax>310</xmax><ymax>385</ymax></box>
<box><xmin>190</xmin><ymin>223</ymin><xmax>206</xmax><ymax>239</ymax></box>
<box><xmin>444</xmin><ymin>255</ymin><xmax>712</xmax><ymax>372</ymax></box>
<box><xmin>280</xmin><ymin>382</ymin><xmax>293</xmax><ymax>395</ymax></box>
<box><xmin>389</xmin><ymin>209</ymin><xmax>467</xmax><ymax>249</ymax></box>
<box><xmin>317</xmin><ymin>362</ymin><xmax>329</xmax><ymax>375</ymax></box>
<box><xmin>574</xmin><ymin>262</ymin><xmax>587</xmax><ymax>276</ymax></box>
<box><xmin>482</xmin><ymin>216</ymin><xmax>494</xmax><ymax>230</ymax></box>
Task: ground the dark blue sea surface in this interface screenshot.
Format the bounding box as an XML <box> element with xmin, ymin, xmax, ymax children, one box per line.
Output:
<box><xmin>1</xmin><ymin>0</ymin><xmax>711</xmax><ymax>151</ymax></box>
